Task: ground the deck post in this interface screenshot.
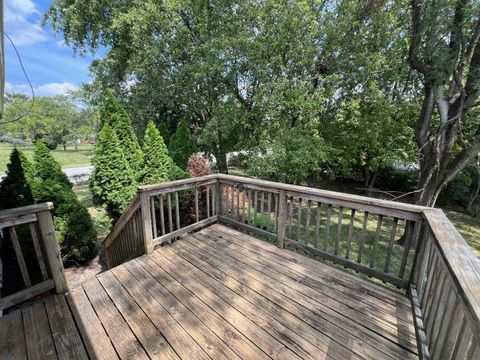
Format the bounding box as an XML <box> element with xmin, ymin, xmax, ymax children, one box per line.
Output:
<box><xmin>37</xmin><ymin>210</ymin><xmax>68</xmax><ymax>293</ymax></box>
<box><xmin>215</xmin><ymin>180</ymin><xmax>222</xmax><ymax>217</ymax></box>
<box><xmin>276</xmin><ymin>189</ymin><xmax>287</xmax><ymax>249</ymax></box>
<box><xmin>140</xmin><ymin>191</ymin><xmax>154</xmax><ymax>254</ymax></box>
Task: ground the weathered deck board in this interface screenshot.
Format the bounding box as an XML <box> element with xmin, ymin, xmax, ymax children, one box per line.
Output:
<box><xmin>0</xmin><ymin>224</ymin><xmax>418</xmax><ymax>359</ymax></box>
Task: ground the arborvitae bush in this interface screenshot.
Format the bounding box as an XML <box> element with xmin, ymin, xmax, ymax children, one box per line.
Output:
<box><xmin>90</xmin><ymin>124</ymin><xmax>138</xmax><ymax>218</ymax></box>
<box><xmin>187</xmin><ymin>154</ymin><xmax>212</xmax><ymax>177</ymax></box>
<box><xmin>141</xmin><ymin>121</ymin><xmax>189</xmax><ymax>185</ymax></box>
<box><xmin>169</xmin><ymin>121</ymin><xmax>197</xmax><ymax>170</ymax></box>
<box><xmin>0</xmin><ymin>148</ymin><xmax>34</xmax><ymax>210</ymax></box>
<box><xmin>100</xmin><ymin>94</ymin><xmax>143</xmax><ymax>174</ymax></box>
<box><xmin>32</xmin><ymin>141</ymin><xmax>97</xmax><ymax>262</ymax></box>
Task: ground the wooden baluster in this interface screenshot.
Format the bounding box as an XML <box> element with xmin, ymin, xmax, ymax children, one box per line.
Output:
<box><xmin>211</xmin><ymin>185</ymin><xmax>216</xmax><ymax>215</ymax></box>
<box><xmin>399</xmin><ymin>220</ymin><xmax>418</xmax><ymax>279</ymax></box>
<box><xmin>273</xmin><ymin>193</ymin><xmax>278</xmax><ymax>231</ymax></box>
<box><xmin>175</xmin><ymin>192</ymin><xmax>181</xmax><ymax>229</ymax></box>
<box><xmin>345</xmin><ymin>209</ymin><xmax>356</xmax><ymax>259</ymax></box>
<box><xmin>315</xmin><ymin>203</ymin><xmax>321</xmax><ymax>249</ymax></box>
<box><xmin>335</xmin><ymin>206</ymin><xmax>343</xmax><ymax>255</ymax></box>
<box><xmin>206</xmin><ymin>186</ymin><xmax>210</xmax><ymax>218</ymax></box>
<box><xmin>159</xmin><ymin>195</ymin><xmax>165</xmax><ymax>236</ymax></box>
<box><xmin>288</xmin><ymin>196</ymin><xmax>293</xmax><ymax>239</ymax></box>
<box><xmin>370</xmin><ymin>215</ymin><xmax>383</xmax><ymax>268</ymax></box>
<box><xmin>296</xmin><ymin>198</ymin><xmax>302</xmax><ymax>242</ymax></box>
<box><xmin>215</xmin><ymin>182</ymin><xmax>222</xmax><ymax>216</ymax></box>
<box><xmin>242</xmin><ymin>189</ymin><xmax>246</xmax><ymax>223</ymax></box>
<box><xmin>384</xmin><ymin>217</ymin><xmax>398</xmax><ymax>272</ymax></box>
<box><xmin>230</xmin><ymin>186</ymin><xmax>235</xmax><ymax>217</ymax></box>
<box><xmin>324</xmin><ymin>204</ymin><xmax>331</xmax><ymax>251</ymax></box>
<box><xmin>140</xmin><ymin>192</ymin><xmax>154</xmax><ymax>254</ymax></box>
<box><xmin>451</xmin><ymin>322</ymin><xmax>474</xmax><ymax>360</ymax></box>
<box><xmin>427</xmin><ymin>279</ymin><xmax>451</xmax><ymax>350</ymax></box>
<box><xmin>357</xmin><ymin>211</ymin><xmax>369</xmax><ymax>264</ymax></box>
<box><xmin>253</xmin><ymin>191</ymin><xmax>258</xmax><ymax>226</ymax></box>
<box><xmin>260</xmin><ymin>192</ymin><xmax>265</xmax><ymax>229</ymax></box>
<box><xmin>247</xmin><ymin>190</ymin><xmax>252</xmax><ymax>223</ymax></box>
<box><xmin>8</xmin><ymin>227</ymin><xmax>31</xmax><ymax>288</ymax></box>
<box><xmin>421</xmin><ymin>250</ymin><xmax>439</xmax><ymax>312</ymax></box>
<box><xmin>430</xmin><ymin>291</ymin><xmax>457</xmax><ymax>358</ymax></box>
<box><xmin>150</xmin><ymin>197</ymin><xmax>157</xmax><ymax>239</ymax></box>
<box><xmin>195</xmin><ymin>188</ymin><xmax>199</xmax><ymax>222</ymax></box>
<box><xmin>236</xmin><ymin>187</ymin><xmax>240</xmax><ymax>220</ymax></box>
<box><xmin>167</xmin><ymin>193</ymin><xmax>173</xmax><ymax>233</ymax></box>
<box><xmin>276</xmin><ymin>190</ymin><xmax>287</xmax><ymax>249</ymax></box>
<box><xmin>37</xmin><ymin>210</ymin><xmax>68</xmax><ymax>293</ymax></box>
<box><xmin>305</xmin><ymin>200</ymin><xmax>311</xmax><ymax>245</ymax></box>
<box><xmin>267</xmin><ymin>192</ymin><xmax>272</xmax><ymax>230</ymax></box>
<box><xmin>29</xmin><ymin>223</ymin><xmax>48</xmax><ymax>281</ymax></box>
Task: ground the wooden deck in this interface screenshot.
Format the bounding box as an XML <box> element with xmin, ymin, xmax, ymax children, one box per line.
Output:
<box><xmin>0</xmin><ymin>224</ymin><xmax>419</xmax><ymax>359</ymax></box>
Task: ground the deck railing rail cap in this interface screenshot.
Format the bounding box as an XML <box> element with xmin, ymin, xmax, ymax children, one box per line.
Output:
<box><xmin>0</xmin><ymin>202</ymin><xmax>54</xmax><ymax>220</ymax></box>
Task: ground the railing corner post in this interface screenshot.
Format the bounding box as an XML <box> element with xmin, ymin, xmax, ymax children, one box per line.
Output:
<box><xmin>215</xmin><ymin>180</ymin><xmax>222</xmax><ymax>217</ymax></box>
<box><xmin>37</xmin><ymin>210</ymin><xmax>68</xmax><ymax>293</ymax></box>
<box><xmin>276</xmin><ymin>189</ymin><xmax>287</xmax><ymax>249</ymax></box>
<box><xmin>140</xmin><ymin>192</ymin><xmax>154</xmax><ymax>254</ymax></box>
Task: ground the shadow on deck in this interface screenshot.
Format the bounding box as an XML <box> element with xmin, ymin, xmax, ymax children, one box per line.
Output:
<box><xmin>0</xmin><ymin>224</ymin><xmax>418</xmax><ymax>360</ymax></box>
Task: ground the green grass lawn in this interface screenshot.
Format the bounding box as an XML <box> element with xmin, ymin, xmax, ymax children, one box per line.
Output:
<box><xmin>445</xmin><ymin>210</ymin><xmax>480</xmax><ymax>257</ymax></box>
<box><xmin>0</xmin><ymin>143</ymin><xmax>93</xmax><ymax>174</ymax></box>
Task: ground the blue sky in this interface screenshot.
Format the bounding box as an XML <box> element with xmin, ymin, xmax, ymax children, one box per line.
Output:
<box><xmin>5</xmin><ymin>0</ymin><xmax>95</xmax><ymax>97</ymax></box>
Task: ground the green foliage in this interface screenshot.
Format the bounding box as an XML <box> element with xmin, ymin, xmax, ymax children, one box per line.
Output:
<box><xmin>247</xmin><ymin>127</ymin><xmax>329</xmax><ymax>185</ymax></box>
<box><xmin>90</xmin><ymin>124</ymin><xmax>138</xmax><ymax>218</ymax></box>
<box><xmin>439</xmin><ymin>164</ymin><xmax>480</xmax><ymax>210</ymax></box>
<box><xmin>31</xmin><ymin>141</ymin><xmax>97</xmax><ymax>262</ymax></box>
<box><xmin>169</xmin><ymin>122</ymin><xmax>197</xmax><ymax>170</ymax></box>
<box><xmin>141</xmin><ymin>121</ymin><xmax>188</xmax><ymax>185</ymax></box>
<box><xmin>100</xmin><ymin>94</ymin><xmax>143</xmax><ymax>173</ymax></box>
<box><xmin>32</xmin><ymin>141</ymin><xmax>72</xmax><ymax>192</ymax></box>
<box><xmin>157</xmin><ymin>123</ymin><xmax>171</xmax><ymax>147</ymax></box>
<box><xmin>0</xmin><ymin>148</ymin><xmax>34</xmax><ymax>210</ymax></box>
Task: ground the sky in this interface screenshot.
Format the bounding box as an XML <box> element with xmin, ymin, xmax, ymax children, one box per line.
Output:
<box><xmin>5</xmin><ymin>0</ymin><xmax>95</xmax><ymax>97</ymax></box>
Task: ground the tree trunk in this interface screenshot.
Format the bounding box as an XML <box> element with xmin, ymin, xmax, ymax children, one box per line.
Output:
<box><xmin>212</xmin><ymin>146</ymin><xmax>228</xmax><ymax>174</ymax></box>
<box><xmin>74</xmin><ymin>141</ymin><xmax>78</xmax><ymax>151</ymax></box>
<box><xmin>63</xmin><ymin>143</ymin><xmax>67</xmax><ymax>151</ymax></box>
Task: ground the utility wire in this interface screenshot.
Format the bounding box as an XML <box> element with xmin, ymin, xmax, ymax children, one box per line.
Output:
<box><xmin>0</xmin><ymin>32</ymin><xmax>35</xmax><ymax>124</ymax></box>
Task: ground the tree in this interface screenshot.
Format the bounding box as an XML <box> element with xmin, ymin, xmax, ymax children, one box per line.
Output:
<box><xmin>407</xmin><ymin>0</ymin><xmax>480</xmax><ymax>206</ymax></box>
<box><xmin>100</xmin><ymin>94</ymin><xmax>143</xmax><ymax>174</ymax></box>
<box><xmin>158</xmin><ymin>122</ymin><xmax>171</xmax><ymax>147</ymax></box>
<box><xmin>32</xmin><ymin>141</ymin><xmax>97</xmax><ymax>262</ymax></box>
<box><xmin>0</xmin><ymin>148</ymin><xmax>34</xmax><ymax>210</ymax></box>
<box><xmin>169</xmin><ymin>122</ymin><xmax>197</xmax><ymax>170</ymax></box>
<box><xmin>90</xmin><ymin>124</ymin><xmax>138</xmax><ymax>218</ymax></box>
<box><xmin>141</xmin><ymin>121</ymin><xmax>186</xmax><ymax>185</ymax></box>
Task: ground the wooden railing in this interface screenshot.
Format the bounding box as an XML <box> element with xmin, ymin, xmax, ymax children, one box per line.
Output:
<box><xmin>0</xmin><ymin>203</ymin><xmax>67</xmax><ymax>311</ymax></box>
<box><xmin>409</xmin><ymin>209</ymin><xmax>480</xmax><ymax>359</ymax></box>
<box><xmin>217</xmin><ymin>174</ymin><xmax>426</xmax><ymax>289</ymax></box>
<box><xmin>104</xmin><ymin>175</ymin><xmax>219</xmax><ymax>268</ymax></box>
<box><xmin>103</xmin><ymin>174</ymin><xmax>480</xmax><ymax>359</ymax></box>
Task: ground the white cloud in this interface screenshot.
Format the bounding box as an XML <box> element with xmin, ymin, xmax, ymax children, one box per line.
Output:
<box><xmin>6</xmin><ymin>81</ymin><xmax>78</xmax><ymax>97</ymax></box>
<box><xmin>5</xmin><ymin>0</ymin><xmax>48</xmax><ymax>46</ymax></box>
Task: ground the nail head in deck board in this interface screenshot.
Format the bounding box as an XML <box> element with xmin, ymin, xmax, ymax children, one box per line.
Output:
<box><xmin>81</xmin><ymin>277</ymin><xmax>149</xmax><ymax>359</ymax></box>
<box><xmin>0</xmin><ymin>310</ymin><xmax>27</xmax><ymax>360</ymax></box>
<box><xmin>22</xmin><ymin>301</ymin><xmax>57</xmax><ymax>360</ymax></box>
<box><xmin>96</xmin><ymin>271</ymin><xmax>179</xmax><ymax>359</ymax></box>
<box><xmin>44</xmin><ymin>295</ymin><xmax>88</xmax><ymax>360</ymax></box>
<box><xmin>67</xmin><ymin>287</ymin><xmax>119</xmax><ymax>360</ymax></box>
<box><xmin>110</xmin><ymin>265</ymin><xmax>211</xmax><ymax>360</ymax></box>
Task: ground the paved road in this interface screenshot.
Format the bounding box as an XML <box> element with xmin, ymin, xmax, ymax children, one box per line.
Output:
<box><xmin>1</xmin><ymin>165</ymin><xmax>94</xmax><ymax>182</ymax></box>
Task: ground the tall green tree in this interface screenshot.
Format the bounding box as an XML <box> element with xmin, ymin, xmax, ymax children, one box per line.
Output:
<box><xmin>141</xmin><ymin>121</ymin><xmax>187</xmax><ymax>185</ymax></box>
<box><xmin>0</xmin><ymin>148</ymin><xmax>34</xmax><ymax>210</ymax></box>
<box><xmin>100</xmin><ymin>94</ymin><xmax>143</xmax><ymax>173</ymax></box>
<box><xmin>32</xmin><ymin>141</ymin><xmax>97</xmax><ymax>262</ymax></box>
<box><xmin>169</xmin><ymin>121</ymin><xmax>197</xmax><ymax>170</ymax></box>
<box><xmin>90</xmin><ymin>124</ymin><xmax>138</xmax><ymax>218</ymax></box>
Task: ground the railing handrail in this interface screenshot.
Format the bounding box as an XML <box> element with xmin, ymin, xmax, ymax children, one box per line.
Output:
<box><xmin>0</xmin><ymin>202</ymin><xmax>54</xmax><ymax>222</ymax></box>
<box><xmin>217</xmin><ymin>174</ymin><xmax>429</xmax><ymax>214</ymax></box>
<box><xmin>103</xmin><ymin>194</ymin><xmax>141</xmax><ymax>248</ymax></box>
<box><xmin>423</xmin><ymin>208</ymin><xmax>480</xmax><ymax>330</ymax></box>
